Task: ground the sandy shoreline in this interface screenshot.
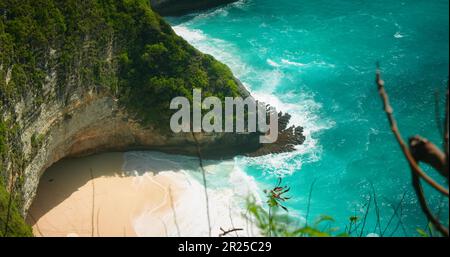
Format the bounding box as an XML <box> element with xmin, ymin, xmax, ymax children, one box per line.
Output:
<box><xmin>26</xmin><ymin>152</ymin><xmax>256</xmax><ymax>237</ymax></box>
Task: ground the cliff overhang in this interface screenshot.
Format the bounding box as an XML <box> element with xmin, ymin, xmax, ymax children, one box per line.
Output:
<box><xmin>0</xmin><ymin>0</ymin><xmax>305</xmax><ymax>225</ymax></box>
<box><xmin>18</xmin><ymin>90</ymin><xmax>304</xmax><ymax>215</ymax></box>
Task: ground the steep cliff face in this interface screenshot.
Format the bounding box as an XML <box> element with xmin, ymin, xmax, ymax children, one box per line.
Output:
<box><xmin>0</xmin><ymin>0</ymin><xmax>256</xmax><ymax>219</ymax></box>
<box><xmin>20</xmin><ymin>91</ymin><xmax>263</xmax><ymax>216</ymax></box>
<box><xmin>150</xmin><ymin>0</ymin><xmax>238</xmax><ymax>16</ymax></box>
<box><xmin>0</xmin><ymin>0</ymin><xmax>304</xmax><ymax>235</ymax></box>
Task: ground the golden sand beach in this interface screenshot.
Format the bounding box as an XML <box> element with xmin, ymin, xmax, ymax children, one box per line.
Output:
<box><xmin>26</xmin><ymin>152</ymin><xmax>255</xmax><ymax>237</ymax></box>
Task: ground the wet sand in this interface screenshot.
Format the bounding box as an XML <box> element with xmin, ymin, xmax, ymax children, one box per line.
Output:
<box><xmin>27</xmin><ymin>153</ymin><xmax>188</xmax><ymax>236</ymax></box>
<box><xmin>26</xmin><ymin>152</ymin><xmax>254</xmax><ymax>237</ymax></box>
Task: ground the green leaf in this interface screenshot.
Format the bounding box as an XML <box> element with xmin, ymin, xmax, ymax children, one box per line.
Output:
<box><xmin>349</xmin><ymin>216</ymin><xmax>359</xmax><ymax>223</ymax></box>
<box><xmin>416</xmin><ymin>228</ymin><xmax>429</xmax><ymax>237</ymax></box>
<box><xmin>314</xmin><ymin>215</ymin><xmax>335</xmax><ymax>226</ymax></box>
<box><xmin>296</xmin><ymin>226</ymin><xmax>331</xmax><ymax>237</ymax></box>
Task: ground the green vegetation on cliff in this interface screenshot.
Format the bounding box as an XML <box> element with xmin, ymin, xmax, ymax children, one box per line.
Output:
<box><xmin>0</xmin><ymin>177</ymin><xmax>33</xmax><ymax>237</ymax></box>
<box><xmin>0</xmin><ymin>0</ymin><xmax>241</xmax><ymax>124</ymax></box>
<box><xmin>0</xmin><ymin>0</ymin><xmax>243</xmax><ymax>236</ymax></box>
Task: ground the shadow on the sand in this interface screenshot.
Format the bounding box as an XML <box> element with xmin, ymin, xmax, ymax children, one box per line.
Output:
<box><xmin>26</xmin><ymin>151</ymin><xmax>221</xmax><ymax>228</ymax></box>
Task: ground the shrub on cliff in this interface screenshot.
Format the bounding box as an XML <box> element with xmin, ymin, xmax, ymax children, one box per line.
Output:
<box><xmin>0</xmin><ymin>0</ymin><xmax>243</xmax><ymax>236</ymax></box>
<box><xmin>0</xmin><ymin>0</ymin><xmax>242</xmax><ymax>126</ymax></box>
<box><xmin>0</xmin><ymin>177</ymin><xmax>33</xmax><ymax>237</ymax></box>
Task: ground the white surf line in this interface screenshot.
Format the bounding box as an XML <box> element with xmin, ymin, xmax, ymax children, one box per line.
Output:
<box><xmin>146</xmin><ymin>154</ymin><xmax>185</xmax><ymax>170</ymax></box>
<box><xmin>130</xmin><ymin>175</ymin><xmax>170</xmax><ymax>236</ymax></box>
<box><xmin>143</xmin><ymin>175</ymin><xmax>169</xmax><ymax>215</ymax></box>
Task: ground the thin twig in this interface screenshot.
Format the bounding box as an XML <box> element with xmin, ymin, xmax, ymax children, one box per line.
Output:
<box><xmin>389</xmin><ymin>217</ymin><xmax>402</xmax><ymax>237</ymax></box>
<box><xmin>305</xmin><ymin>179</ymin><xmax>317</xmax><ymax>227</ymax></box>
<box><xmin>347</xmin><ymin>207</ymin><xmax>358</xmax><ymax>235</ymax></box>
<box><xmin>359</xmin><ymin>194</ymin><xmax>372</xmax><ymax>237</ymax></box>
<box><xmin>268</xmin><ymin>205</ymin><xmax>272</xmax><ymax>237</ymax></box>
<box><xmin>191</xmin><ymin>132</ymin><xmax>212</xmax><ymax>237</ymax></box>
<box><xmin>422</xmin><ymin>195</ymin><xmax>446</xmax><ymax>236</ymax></box>
<box><xmin>376</xmin><ymin>67</ymin><xmax>449</xmax><ymax>236</ymax></box>
<box><xmin>388</xmin><ymin>196</ymin><xmax>408</xmax><ymax>237</ymax></box>
<box><xmin>228</xmin><ymin>203</ymin><xmax>239</xmax><ymax>237</ymax></box>
<box><xmin>392</xmin><ymin>203</ymin><xmax>408</xmax><ymax>237</ymax></box>
<box><xmin>435</xmin><ymin>194</ymin><xmax>446</xmax><ymax>221</ymax></box>
<box><xmin>375</xmin><ymin>67</ymin><xmax>448</xmax><ymax>196</ymax></box>
<box><xmin>382</xmin><ymin>191</ymin><xmax>406</xmax><ymax>235</ymax></box>
<box><xmin>96</xmin><ymin>208</ymin><xmax>101</xmax><ymax>237</ymax></box>
<box><xmin>412</xmin><ymin>173</ymin><xmax>449</xmax><ymax>236</ymax></box>
<box><xmin>219</xmin><ymin>227</ymin><xmax>244</xmax><ymax>237</ymax></box>
<box><xmin>168</xmin><ymin>186</ymin><xmax>181</xmax><ymax>237</ymax></box>
<box><xmin>370</xmin><ymin>183</ymin><xmax>382</xmax><ymax>236</ymax></box>
<box><xmin>244</xmin><ymin>208</ymin><xmax>250</xmax><ymax>237</ymax></box>
<box><xmin>90</xmin><ymin>168</ymin><xmax>95</xmax><ymax>237</ymax></box>
<box><xmin>160</xmin><ymin>219</ymin><xmax>168</xmax><ymax>237</ymax></box>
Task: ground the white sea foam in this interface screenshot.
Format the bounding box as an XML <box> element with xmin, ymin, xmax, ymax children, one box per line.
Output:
<box><xmin>124</xmin><ymin>151</ymin><xmax>261</xmax><ymax>237</ymax></box>
<box><xmin>179</xmin><ymin>0</ymin><xmax>248</xmax><ymax>24</ymax></box>
<box><xmin>394</xmin><ymin>32</ymin><xmax>405</xmax><ymax>38</ymax></box>
<box><xmin>123</xmin><ymin>6</ymin><xmax>337</xmax><ymax>235</ymax></box>
<box><xmin>281</xmin><ymin>58</ymin><xmax>336</xmax><ymax>69</ymax></box>
<box><xmin>267</xmin><ymin>59</ymin><xmax>281</xmax><ymax>67</ymax></box>
<box><xmin>173</xmin><ymin>26</ymin><xmax>250</xmax><ymax>78</ymax></box>
<box><xmin>230</xmin><ymin>0</ymin><xmax>250</xmax><ymax>10</ymax></box>
<box><xmin>173</xmin><ymin>24</ymin><xmax>334</xmax><ymax>176</ymax></box>
<box><xmin>246</xmin><ymin>88</ymin><xmax>333</xmax><ymax>176</ymax></box>
<box><xmin>281</xmin><ymin>59</ymin><xmax>307</xmax><ymax>67</ymax></box>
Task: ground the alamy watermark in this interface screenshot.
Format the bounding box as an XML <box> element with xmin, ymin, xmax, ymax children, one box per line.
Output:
<box><xmin>170</xmin><ymin>89</ymin><xmax>279</xmax><ymax>143</ymax></box>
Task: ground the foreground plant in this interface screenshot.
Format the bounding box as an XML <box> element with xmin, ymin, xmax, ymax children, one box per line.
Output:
<box><xmin>246</xmin><ymin>178</ymin><xmax>348</xmax><ymax>237</ymax></box>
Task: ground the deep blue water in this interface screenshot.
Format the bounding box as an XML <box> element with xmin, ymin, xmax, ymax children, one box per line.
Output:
<box><xmin>168</xmin><ymin>0</ymin><xmax>449</xmax><ymax>236</ymax></box>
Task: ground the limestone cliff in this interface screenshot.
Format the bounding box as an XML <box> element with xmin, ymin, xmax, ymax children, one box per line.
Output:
<box><xmin>0</xmin><ymin>0</ymin><xmax>304</xmax><ymax>235</ymax></box>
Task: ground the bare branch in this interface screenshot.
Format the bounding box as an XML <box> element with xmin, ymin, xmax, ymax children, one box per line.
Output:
<box><xmin>228</xmin><ymin>203</ymin><xmax>239</xmax><ymax>237</ymax></box>
<box><xmin>370</xmin><ymin>183</ymin><xmax>382</xmax><ymax>236</ymax></box>
<box><xmin>382</xmin><ymin>191</ymin><xmax>406</xmax><ymax>235</ymax></box>
<box><xmin>409</xmin><ymin>136</ymin><xmax>448</xmax><ymax>179</ymax></box>
<box><xmin>96</xmin><ymin>208</ymin><xmax>101</xmax><ymax>237</ymax></box>
<box><xmin>412</xmin><ymin>173</ymin><xmax>449</xmax><ymax>236</ymax></box>
<box><xmin>305</xmin><ymin>179</ymin><xmax>317</xmax><ymax>227</ymax></box>
<box><xmin>191</xmin><ymin>132</ymin><xmax>212</xmax><ymax>237</ymax></box>
<box><xmin>359</xmin><ymin>194</ymin><xmax>372</xmax><ymax>237</ymax></box>
<box><xmin>219</xmin><ymin>227</ymin><xmax>244</xmax><ymax>237</ymax></box>
<box><xmin>169</xmin><ymin>187</ymin><xmax>181</xmax><ymax>237</ymax></box>
<box><xmin>375</xmin><ymin>68</ymin><xmax>449</xmax><ymax>196</ymax></box>
<box><xmin>90</xmin><ymin>168</ymin><xmax>95</xmax><ymax>237</ymax></box>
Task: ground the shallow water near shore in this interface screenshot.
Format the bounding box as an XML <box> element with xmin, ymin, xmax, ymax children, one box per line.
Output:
<box><xmin>27</xmin><ymin>152</ymin><xmax>259</xmax><ymax>237</ymax></box>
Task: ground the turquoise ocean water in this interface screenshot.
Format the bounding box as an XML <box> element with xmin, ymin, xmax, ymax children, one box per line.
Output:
<box><xmin>167</xmin><ymin>0</ymin><xmax>449</xmax><ymax>236</ymax></box>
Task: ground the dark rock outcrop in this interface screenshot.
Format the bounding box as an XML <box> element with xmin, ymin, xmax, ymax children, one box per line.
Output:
<box><xmin>247</xmin><ymin>112</ymin><xmax>306</xmax><ymax>157</ymax></box>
